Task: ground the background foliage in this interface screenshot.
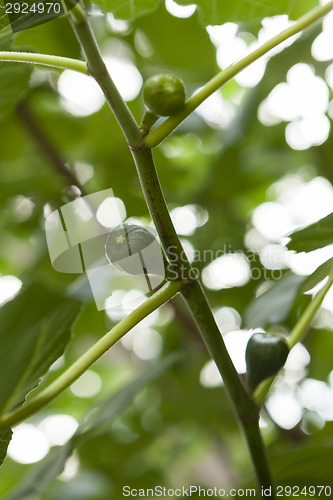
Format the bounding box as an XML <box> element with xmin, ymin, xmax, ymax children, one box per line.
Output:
<box><xmin>1</xmin><ymin>0</ymin><xmax>333</xmax><ymax>498</ymax></box>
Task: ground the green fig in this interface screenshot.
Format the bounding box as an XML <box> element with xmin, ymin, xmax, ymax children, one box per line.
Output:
<box><xmin>245</xmin><ymin>332</ymin><xmax>289</xmax><ymax>392</ymax></box>
<box><xmin>105</xmin><ymin>223</ymin><xmax>164</xmax><ymax>277</ymax></box>
<box><xmin>143</xmin><ymin>73</ymin><xmax>186</xmax><ymax>117</ymax></box>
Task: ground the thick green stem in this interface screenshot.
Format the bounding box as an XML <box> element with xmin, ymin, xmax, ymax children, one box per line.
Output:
<box><xmin>254</xmin><ymin>268</ymin><xmax>333</xmax><ymax>407</ymax></box>
<box><xmin>144</xmin><ymin>0</ymin><xmax>333</xmax><ymax>148</ymax></box>
<box><xmin>132</xmin><ymin>146</ymin><xmax>274</xmax><ymax>497</ymax></box>
<box><xmin>62</xmin><ymin>3</ymin><xmax>283</xmax><ymax>494</ymax></box>
<box><xmin>131</xmin><ymin>148</ymin><xmax>191</xmax><ymax>273</ymax></box>
<box><xmin>140</xmin><ymin>111</ymin><xmax>159</xmax><ymax>134</ymax></box>
<box><xmin>183</xmin><ymin>280</ymin><xmax>274</xmax><ymax>493</ymax></box>
<box><xmin>65</xmin><ymin>1</ymin><xmax>141</xmax><ymax>146</ymax></box>
<box><xmin>0</xmin><ymin>281</ymin><xmax>181</xmax><ymax>431</ymax></box>
<box><xmin>0</xmin><ymin>51</ymin><xmax>88</xmax><ymax>73</ymax></box>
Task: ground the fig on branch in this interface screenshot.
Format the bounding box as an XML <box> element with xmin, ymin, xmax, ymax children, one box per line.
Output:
<box><xmin>245</xmin><ymin>332</ymin><xmax>289</xmax><ymax>392</ymax></box>
<box><xmin>105</xmin><ymin>223</ymin><xmax>164</xmax><ymax>277</ymax></box>
<box><xmin>143</xmin><ymin>73</ymin><xmax>186</xmax><ymax>117</ymax></box>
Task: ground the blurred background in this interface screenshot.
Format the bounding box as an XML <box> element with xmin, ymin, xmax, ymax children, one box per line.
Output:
<box><xmin>1</xmin><ymin>0</ymin><xmax>333</xmax><ymax>497</ymax></box>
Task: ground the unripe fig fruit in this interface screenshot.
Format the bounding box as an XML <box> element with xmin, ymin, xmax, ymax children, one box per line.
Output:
<box><xmin>143</xmin><ymin>73</ymin><xmax>186</xmax><ymax>116</ymax></box>
<box><xmin>105</xmin><ymin>223</ymin><xmax>164</xmax><ymax>277</ymax></box>
<box><xmin>245</xmin><ymin>332</ymin><xmax>289</xmax><ymax>392</ymax></box>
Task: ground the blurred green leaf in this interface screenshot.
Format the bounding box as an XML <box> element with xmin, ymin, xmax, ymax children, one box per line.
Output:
<box><xmin>134</xmin><ymin>5</ymin><xmax>216</xmax><ymax>80</ymax></box>
<box><xmin>272</xmin><ymin>441</ymin><xmax>333</xmax><ymax>487</ymax></box>
<box><xmin>287</xmin><ymin>213</ymin><xmax>333</xmax><ymax>253</ymax></box>
<box><xmin>4</xmin><ymin>443</ymin><xmax>73</xmax><ymax>500</ymax></box>
<box><xmin>0</xmin><ymin>37</ymin><xmax>32</xmax><ymax>119</ymax></box>
<box><xmin>300</xmin><ymin>257</ymin><xmax>333</xmax><ymax>294</ymax></box>
<box><xmin>244</xmin><ymin>274</ymin><xmax>305</xmax><ymax>328</ymax></box>
<box><xmin>77</xmin><ymin>353</ymin><xmax>181</xmax><ymax>438</ymax></box>
<box><xmin>0</xmin><ymin>429</ymin><xmax>12</xmax><ymax>467</ymax></box>
<box><xmin>0</xmin><ymin>284</ymin><xmax>81</xmax><ymax>415</ymax></box>
<box><xmin>94</xmin><ymin>0</ymin><xmax>161</xmax><ymax>19</ymax></box>
<box><xmin>4</xmin><ymin>354</ymin><xmax>180</xmax><ymax>498</ymax></box>
<box><xmin>177</xmin><ymin>0</ymin><xmax>317</xmax><ymax>26</ymax></box>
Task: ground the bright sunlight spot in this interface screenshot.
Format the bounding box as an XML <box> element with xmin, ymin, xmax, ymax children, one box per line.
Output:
<box><xmin>252</xmin><ymin>202</ymin><xmax>292</xmax><ymax>242</ymax></box>
<box><xmin>107</xmin><ymin>13</ymin><xmax>130</xmax><ymax>34</ymax></box>
<box><xmin>39</xmin><ymin>415</ymin><xmax>79</xmax><ymax>446</ymax></box>
<box><xmin>73</xmin><ymin>162</ymin><xmax>94</xmax><ymax>185</ymax></box>
<box><xmin>165</xmin><ymin>0</ymin><xmax>196</xmax><ymax>18</ymax></box>
<box><xmin>208</xmin><ymin>16</ymin><xmax>299</xmax><ymax>89</ymax></box>
<box><xmin>58</xmin><ymin>56</ymin><xmax>141</xmax><ymax>116</ymax></box>
<box><xmin>285</xmin><ymin>115</ymin><xmax>330</xmax><ymax>151</ymax></box>
<box><xmin>224</xmin><ymin>329</ymin><xmax>253</xmax><ymax>374</ymax></box>
<box><xmin>195</xmin><ymin>91</ymin><xmax>237</xmax><ymax>129</ymax></box>
<box><xmin>258</xmin><ymin>64</ymin><xmax>330</xmax><ymax>150</ymax></box>
<box><xmin>70</xmin><ymin>370</ymin><xmax>102</xmax><ymax>398</ymax></box>
<box><xmin>96</xmin><ymin>197</ymin><xmax>126</xmax><ymax>228</ymax></box>
<box><xmin>297</xmin><ymin>379</ymin><xmax>332</xmax><ymax>413</ymax></box>
<box><xmin>200</xmin><ymin>329</ymin><xmax>252</xmax><ymax>386</ymax></box>
<box><xmin>60</xmin><ymin>454</ymin><xmax>80</xmax><ymax>481</ymax></box>
<box><xmin>0</xmin><ymin>275</ymin><xmax>22</xmax><ymax>306</ymax></box>
<box><xmin>250</xmin><ymin>175</ymin><xmax>333</xmax><ymax>276</ymax></box>
<box><xmin>284</xmin><ymin>344</ymin><xmax>311</xmax><ymax>384</ymax></box>
<box><xmin>104</xmin><ymin>56</ymin><xmax>142</xmax><ymax>101</ymax></box>
<box><xmin>202</xmin><ymin>253</ymin><xmax>251</xmax><ymax>290</ymax></box>
<box><xmin>7</xmin><ymin>195</ymin><xmax>34</xmax><ymax>222</ymax></box>
<box><xmin>132</xmin><ymin>328</ymin><xmax>163</xmax><ymax>360</ymax></box>
<box><xmin>266</xmin><ymin>387</ymin><xmax>303</xmax><ymax>429</ymax></box>
<box><xmin>214</xmin><ymin>307</ymin><xmax>242</xmax><ymax>334</ymax></box>
<box><xmin>8</xmin><ymin>424</ymin><xmax>50</xmax><ymax>464</ymax></box>
<box><xmin>325</xmin><ymin>63</ymin><xmax>333</xmax><ymax>91</ymax></box>
<box><xmin>312</xmin><ymin>11</ymin><xmax>333</xmax><ymax>61</ymax></box>
<box><xmin>58</xmin><ymin>71</ymin><xmax>105</xmax><ymax>117</ymax></box>
<box><xmin>170</xmin><ymin>204</ymin><xmax>208</xmax><ymax>236</ymax></box>
<box><xmin>200</xmin><ymin>360</ymin><xmax>223</xmax><ymax>388</ymax></box>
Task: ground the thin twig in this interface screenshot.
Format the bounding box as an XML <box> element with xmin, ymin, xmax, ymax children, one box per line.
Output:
<box><xmin>16</xmin><ymin>101</ymin><xmax>86</xmax><ymax>195</ymax></box>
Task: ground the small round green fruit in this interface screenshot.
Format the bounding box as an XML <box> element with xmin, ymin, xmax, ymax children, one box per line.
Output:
<box><xmin>105</xmin><ymin>223</ymin><xmax>164</xmax><ymax>276</ymax></box>
<box><xmin>245</xmin><ymin>332</ymin><xmax>289</xmax><ymax>392</ymax></box>
<box><xmin>143</xmin><ymin>73</ymin><xmax>186</xmax><ymax>117</ymax></box>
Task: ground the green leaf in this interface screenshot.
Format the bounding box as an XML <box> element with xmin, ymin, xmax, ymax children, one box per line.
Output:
<box><xmin>244</xmin><ymin>274</ymin><xmax>305</xmax><ymax>328</ymax></box>
<box><xmin>76</xmin><ymin>353</ymin><xmax>181</xmax><ymax>438</ymax></box>
<box><xmin>177</xmin><ymin>0</ymin><xmax>317</xmax><ymax>27</ymax></box>
<box><xmin>287</xmin><ymin>213</ymin><xmax>333</xmax><ymax>253</ymax></box>
<box><xmin>4</xmin><ymin>354</ymin><xmax>180</xmax><ymax>498</ymax></box>
<box><xmin>0</xmin><ymin>0</ymin><xmax>11</xmax><ymax>35</ymax></box>
<box><xmin>3</xmin><ymin>443</ymin><xmax>73</xmax><ymax>500</ymax></box>
<box><xmin>134</xmin><ymin>4</ymin><xmax>216</xmax><ymax>79</ymax></box>
<box><xmin>0</xmin><ymin>283</ymin><xmax>81</xmax><ymax>416</ymax></box>
<box><xmin>300</xmin><ymin>257</ymin><xmax>333</xmax><ymax>294</ymax></box>
<box><xmin>0</xmin><ymin>428</ymin><xmax>12</xmax><ymax>467</ymax></box>
<box><xmin>93</xmin><ymin>0</ymin><xmax>161</xmax><ymax>19</ymax></box>
<box><xmin>272</xmin><ymin>441</ymin><xmax>333</xmax><ymax>486</ymax></box>
<box><xmin>0</xmin><ymin>60</ymin><xmax>31</xmax><ymax>119</ymax></box>
<box><xmin>0</xmin><ymin>37</ymin><xmax>32</xmax><ymax>120</ymax></box>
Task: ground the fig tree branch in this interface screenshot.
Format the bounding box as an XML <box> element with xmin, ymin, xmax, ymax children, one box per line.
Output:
<box><xmin>144</xmin><ymin>0</ymin><xmax>333</xmax><ymax>148</ymax></box>
<box><xmin>0</xmin><ymin>51</ymin><xmax>88</xmax><ymax>73</ymax></box>
<box><xmin>0</xmin><ymin>281</ymin><xmax>182</xmax><ymax>431</ymax></box>
<box><xmin>16</xmin><ymin>101</ymin><xmax>86</xmax><ymax>195</ymax></box>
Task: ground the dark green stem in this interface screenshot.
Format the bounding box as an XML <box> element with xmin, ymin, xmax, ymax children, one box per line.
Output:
<box><xmin>132</xmin><ymin>147</ymin><xmax>275</xmax><ymax>497</ymax></box>
<box><xmin>140</xmin><ymin>111</ymin><xmax>159</xmax><ymax>134</ymax></box>
<box><xmin>64</xmin><ymin>4</ymin><xmax>275</xmax><ymax>495</ymax></box>
<box><xmin>182</xmin><ymin>280</ymin><xmax>274</xmax><ymax>493</ymax></box>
